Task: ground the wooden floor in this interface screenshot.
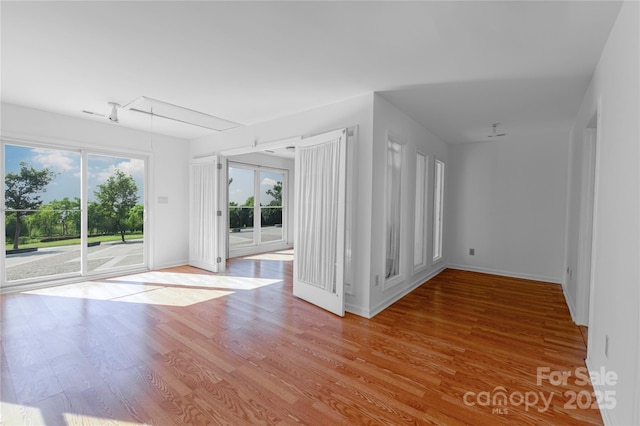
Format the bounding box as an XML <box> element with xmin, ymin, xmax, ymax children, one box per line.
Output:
<box><xmin>1</xmin><ymin>252</ymin><xmax>603</xmax><ymax>425</ymax></box>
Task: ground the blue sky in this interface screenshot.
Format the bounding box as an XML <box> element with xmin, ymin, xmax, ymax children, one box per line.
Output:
<box><xmin>4</xmin><ymin>145</ymin><xmax>144</xmax><ymax>203</ymax></box>
<box><xmin>229</xmin><ymin>166</ymin><xmax>282</xmax><ymax>205</ymax></box>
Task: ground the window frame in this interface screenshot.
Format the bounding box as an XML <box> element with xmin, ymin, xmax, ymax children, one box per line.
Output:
<box><xmin>227</xmin><ymin>161</ymin><xmax>288</xmax><ymax>257</ymax></box>
<box><xmin>383</xmin><ymin>134</ymin><xmax>405</xmax><ymax>290</ymax></box>
<box><xmin>432</xmin><ymin>158</ymin><xmax>445</xmax><ymax>263</ymax></box>
<box><xmin>413</xmin><ymin>151</ymin><xmax>429</xmax><ymax>272</ymax></box>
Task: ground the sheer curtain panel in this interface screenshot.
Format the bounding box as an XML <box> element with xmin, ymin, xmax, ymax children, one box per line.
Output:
<box><xmin>296</xmin><ymin>137</ymin><xmax>342</xmax><ymax>293</ymax></box>
<box><xmin>385</xmin><ymin>140</ymin><xmax>402</xmax><ymax>279</ymax></box>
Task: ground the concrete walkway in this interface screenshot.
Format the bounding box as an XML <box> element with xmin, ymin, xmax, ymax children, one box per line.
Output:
<box><xmin>4</xmin><ymin>240</ymin><xmax>144</xmax><ymax>281</ymax></box>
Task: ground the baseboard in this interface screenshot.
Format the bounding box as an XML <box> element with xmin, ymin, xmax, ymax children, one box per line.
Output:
<box><xmin>368</xmin><ymin>265</ymin><xmax>447</xmax><ymax>318</ymax></box>
<box><xmin>152</xmin><ymin>259</ymin><xmax>189</xmax><ymax>270</ymax></box>
<box><xmin>585</xmin><ymin>357</ymin><xmax>614</xmax><ymax>426</ymax></box>
<box><xmin>345</xmin><ymin>303</ymin><xmax>372</xmax><ymax>318</ymax></box>
<box><xmin>560</xmin><ymin>279</ymin><xmax>579</xmax><ymax>324</ymax></box>
<box><xmin>447</xmin><ymin>264</ymin><xmax>562</xmax><ymax>284</ymax></box>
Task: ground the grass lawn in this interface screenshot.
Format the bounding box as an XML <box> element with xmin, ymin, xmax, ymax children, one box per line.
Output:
<box><xmin>5</xmin><ymin>234</ymin><xmax>144</xmax><ymax>251</ymax></box>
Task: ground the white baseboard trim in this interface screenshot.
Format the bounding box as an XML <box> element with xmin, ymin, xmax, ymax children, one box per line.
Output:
<box><xmin>345</xmin><ymin>303</ymin><xmax>372</xmax><ymax>318</ymax></box>
<box><xmin>152</xmin><ymin>259</ymin><xmax>189</xmax><ymax>270</ymax></box>
<box><xmin>585</xmin><ymin>357</ymin><xmax>614</xmax><ymax>426</ymax></box>
<box><xmin>367</xmin><ymin>265</ymin><xmax>448</xmax><ymax>318</ymax></box>
<box><xmin>560</xmin><ymin>280</ymin><xmax>580</xmax><ymax>325</ymax></box>
<box><xmin>447</xmin><ymin>264</ymin><xmax>562</xmax><ymax>284</ymax></box>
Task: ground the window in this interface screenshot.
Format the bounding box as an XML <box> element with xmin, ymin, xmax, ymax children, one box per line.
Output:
<box><xmin>3</xmin><ymin>143</ymin><xmax>146</xmax><ymax>285</ymax></box>
<box><xmin>4</xmin><ymin>145</ymin><xmax>81</xmax><ymax>282</ymax></box>
<box><xmin>87</xmin><ymin>154</ymin><xmax>145</xmax><ymax>272</ymax></box>
<box><xmin>228</xmin><ymin>166</ymin><xmax>255</xmax><ymax>249</ymax></box>
<box><xmin>259</xmin><ymin>170</ymin><xmax>284</xmax><ymax>244</ymax></box>
<box><xmin>433</xmin><ymin>159</ymin><xmax>445</xmax><ymax>262</ymax></box>
<box><xmin>414</xmin><ymin>152</ymin><xmax>428</xmax><ymax>269</ymax></box>
<box><xmin>385</xmin><ymin>139</ymin><xmax>402</xmax><ymax>280</ymax></box>
<box><xmin>228</xmin><ymin>163</ymin><xmax>286</xmax><ymax>253</ymax></box>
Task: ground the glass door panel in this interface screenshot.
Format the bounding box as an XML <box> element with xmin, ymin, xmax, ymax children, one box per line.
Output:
<box><xmin>259</xmin><ymin>170</ymin><xmax>284</xmax><ymax>244</ymax></box>
<box><xmin>228</xmin><ymin>166</ymin><xmax>256</xmax><ymax>250</ymax></box>
<box><xmin>87</xmin><ymin>154</ymin><xmax>145</xmax><ymax>273</ymax></box>
<box><xmin>4</xmin><ymin>145</ymin><xmax>81</xmax><ymax>282</ymax></box>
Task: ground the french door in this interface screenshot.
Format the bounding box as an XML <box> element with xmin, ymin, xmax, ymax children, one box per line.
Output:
<box><xmin>293</xmin><ymin>129</ymin><xmax>347</xmax><ymax>316</ymax></box>
<box><xmin>189</xmin><ymin>155</ymin><xmax>226</xmax><ymax>273</ymax></box>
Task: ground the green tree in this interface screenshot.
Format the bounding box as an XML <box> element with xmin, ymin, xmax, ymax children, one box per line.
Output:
<box><xmin>266</xmin><ymin>181</ymin><xmax>282</xmax><ymax>206</ymax></box>
<box><xmin>51</xmin><ymin>197</ymin><xmax>80</xmax><ymax>236</ymax></box>
<box><xmin>126</xmin><ymin>204</ymin><xmax>145</xmax><ymax>233</ymax></box>
<box><xmin>94</xmin><ymin>170</ymin><xmax>139</xmax><ymax>242</ymax></box>
<box><xmin>241</xmin><ymin>196</ymin><xmax>255</xmax><ymax>228</ymax></box>
<box><xmin>87</xmin><ymin>201</ymin><xmax>108</xmax><ymax>235</ymax></box>
<box><xmin>261</xmin><ymin>181</ymin><xmax>283</xmax><ymax>227</ymax></box>
<box><xmin>34</xmin><ymin>204</ymin><xmax>57</xmax><ymax>237</ymax></box>
<box><xmin>4</xmin><ymin>162</ymin><xmax>55</xmax><ymax>249</ymax></box>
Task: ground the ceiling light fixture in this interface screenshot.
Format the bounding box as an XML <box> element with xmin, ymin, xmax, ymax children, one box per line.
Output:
<box><xmin>488</xmin><ymin>123</ymin><xmax>506</xmax><ymax>138</ymax></box>
<box><xmin>82</xmin><ymin>101</ymin><xmax>120</xmax><ymax>123</ymax></box>
<box><xmin>107</xmin><ymin>102</ymin><xmax>120</xmax><ymax>123</ymax></box>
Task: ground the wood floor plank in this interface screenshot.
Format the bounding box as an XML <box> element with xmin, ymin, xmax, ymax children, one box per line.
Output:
<box><xmin>0</xmin><ymin>256</ymin><xmax>603</xmax><ymax>425</ymax></box>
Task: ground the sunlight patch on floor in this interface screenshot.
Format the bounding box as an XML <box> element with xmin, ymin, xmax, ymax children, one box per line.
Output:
<box><xmin>243</xmin><ymin>249</ymin><xmax>294</xmax><ymax>261</ymax></box>
<box><xmin>113</xmin><ymin>286</ymin><xmax>232</xmax><ymax>307</ymax></box>
<box><xmin>24</xmin><ymin>277</ymin><xmax>234</xmax><ymax>307</ymax></box>
<box><xmin>110</xmin><ymin>271</ymin><xmax>281</xmax><ymax>290</ymax></box>
<box><xmin>24</xmin><ymin>281</ymin><xmax>162</xmax><ymax>300</ymax></box>
<box><xmin>1</xmin><ymin>402</ymin><xmax>145</xmax><ymax>426</ymax></box>
<box><xmin>63</xmin><ymin>412</ymin><xmax>144</xmax><ymax>426</ymax></box>
<box><xmin>22</xmin><ymin>270</ymin><xmax>281</xmax><ymax>307</ymax></box>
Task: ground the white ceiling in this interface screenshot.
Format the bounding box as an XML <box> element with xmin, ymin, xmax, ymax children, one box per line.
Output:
<box><xmin>1</xmin><ymin>1</ymin><xmax>622</xmax><ymax>143</ymax></box>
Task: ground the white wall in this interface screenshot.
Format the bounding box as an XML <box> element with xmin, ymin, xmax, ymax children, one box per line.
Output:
<box><xmin>563</xmin><ymin>125</ymin><xmax>587</xmax><ymax>321</ymax></box>
<box><xmin>447</xmin><ymin>130</ymin><xmax>569</xmax><ymax>283</ymax></box>
<box><xmin>0</xmin><ymin>103</ymin><xmax>190</xmax><ymax>277</ymax></box>
<box><xmin>370</xmin><ymin>94</ymin><xmax>449</xmax><ymax>316</ymax></box>
<box><xmin>148</xmin><ymin>135</ymin><xmax>190</xmax><ymax>269</ymax></box>
<box><xmin>191</xmin><ymin>93</ymin><xmax>375</xmax><ymax>314</ymax></box>
<box><xmin>570</xmin><ymin>2</ymin><xmax>639</xmax><ymax>424</ymax></box>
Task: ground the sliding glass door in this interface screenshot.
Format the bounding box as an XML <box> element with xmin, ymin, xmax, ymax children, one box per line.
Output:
<box><xmin>4</xmin><ymin>145</ymin><xmax>81</xmax><ymax>282</ymax></box>
<box><xmin>87</xmin><ymin>154</ymin><xmax>145</xmax><ymax>273</ymax></box>
<box><xmin>3</xmin><ymin>142</ymin><xmax>146</xmax><ymax>286</ymax></box>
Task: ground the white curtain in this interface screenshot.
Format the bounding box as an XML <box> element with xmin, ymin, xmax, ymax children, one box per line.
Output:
<box><xmin>296</xmin><ymin>138</ymin><xmax>341</xmax><ymax>293</ymax></box>
<box><xmin>189</xmin><ymin>161</ymin><xmax>215</xmax><ymax>267</ymax></box>
<box><xmin>386</xmin><ymin>140</ymin><xmax>402</xmax><ymax>279</ymax></box>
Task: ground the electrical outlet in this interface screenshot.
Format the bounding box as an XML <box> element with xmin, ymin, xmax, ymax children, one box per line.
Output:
<box><xmin>469</xmin><ymin>248</ymin><xmax>475</xmax><ymax>256</ymax></box>
<box><xmin>605</xmin><ymin>335</ymin><xmax>609</xmax><ymax>358</ymax></box>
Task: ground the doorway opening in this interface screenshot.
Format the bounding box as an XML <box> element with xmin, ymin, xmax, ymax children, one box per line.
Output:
<box><xmin>227</xmin><ymin>161</ymin><xmax>290</xmax><ymax>258</ymax></box>
<box><xmin>217</xmin><ymin>128</ymin><xmax>357</xmax><ymax>316</ymax></box>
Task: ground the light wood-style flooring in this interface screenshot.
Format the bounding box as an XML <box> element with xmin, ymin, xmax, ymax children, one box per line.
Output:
<box><xmin>1</xmin><ymin>252</ymin><xmax>602</xmax><ymax>425</ymax></box>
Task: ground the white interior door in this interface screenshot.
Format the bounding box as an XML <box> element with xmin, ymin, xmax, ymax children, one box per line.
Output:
<box><xmin>294</xmin><ymin>128</ymin><xmax>347</xmax><ymax>316</ymax></box>
<box><xmin>189</xmin><ymin>155</ymin><xmax>225</xmax><ymax>273</ymax></box>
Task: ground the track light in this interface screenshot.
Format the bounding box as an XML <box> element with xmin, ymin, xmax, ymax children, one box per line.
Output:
<box><xmin>108</xmin><ymin>102</ymin><xmax>120</xmax><ymax>123</ymax></box>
